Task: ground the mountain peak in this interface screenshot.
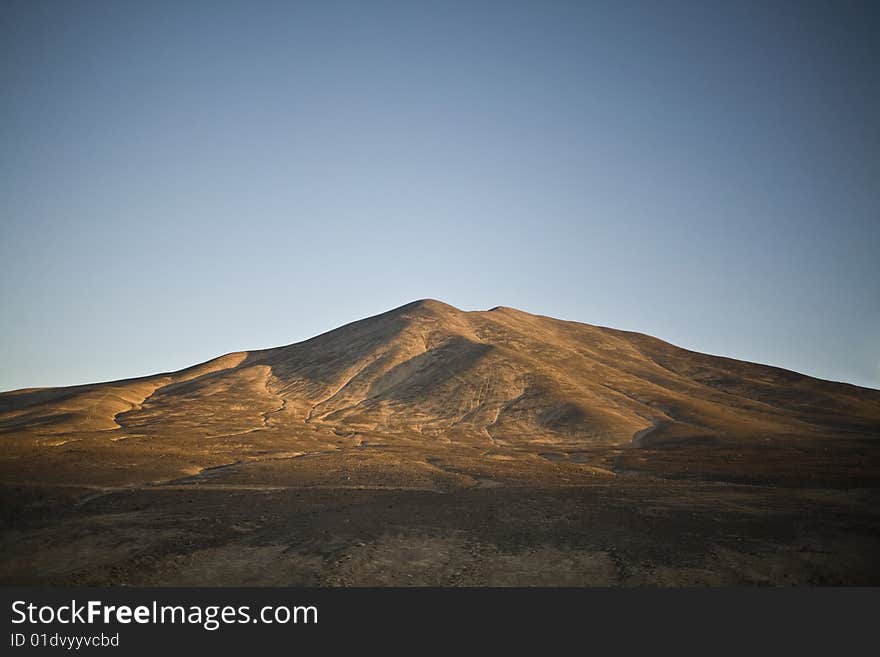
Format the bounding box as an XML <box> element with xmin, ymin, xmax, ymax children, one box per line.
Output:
<box><xmin>394</xmin><ymin>299</ymin><xmax>460</xmax><ymax>313</ymax></box>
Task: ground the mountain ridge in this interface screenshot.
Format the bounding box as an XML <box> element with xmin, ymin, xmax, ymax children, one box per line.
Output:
<box><xmin>2</xmin><ymin>300</ymin><xmax>878</xmax><ymax>447</ymax></box>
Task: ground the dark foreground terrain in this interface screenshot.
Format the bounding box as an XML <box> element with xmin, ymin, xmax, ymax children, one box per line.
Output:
<box><xmin>2</xmin><ymin>439</ymin><xmax>879</xmax><ymax>586</ymax></box>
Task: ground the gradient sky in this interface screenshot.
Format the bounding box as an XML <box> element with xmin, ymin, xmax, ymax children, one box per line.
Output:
<box><xmin>1</xmin><ymin>0</ymin><xmax>878</xmax><ymax>391</ymax></box>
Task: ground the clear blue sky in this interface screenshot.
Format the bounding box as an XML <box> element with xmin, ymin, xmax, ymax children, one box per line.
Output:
<box><xmin>1</xmin><ymin>0</ymin><xmax>878</xmax><ymax>391</ymax></box>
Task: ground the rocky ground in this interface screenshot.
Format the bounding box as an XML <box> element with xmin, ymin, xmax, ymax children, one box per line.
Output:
<box><xmin>2</xmin><ymin>438</ymin><xmax>878</xmax><ymax>586</ymax></box>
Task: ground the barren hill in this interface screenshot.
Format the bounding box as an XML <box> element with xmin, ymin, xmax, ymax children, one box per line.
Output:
<box><xmin>2</xmin><ymin>299</ymin><xmax>877</xmax><ymax>448</ymax></box>
<box><xmin>2</xmin><ymin>300</ymin><xmax>880</xmax><ymax>586</ymax></box>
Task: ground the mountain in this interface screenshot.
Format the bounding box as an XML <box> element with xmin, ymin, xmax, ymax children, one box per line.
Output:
<box><xmin>3</xmin><ymin>300</ymin><xmax>880</xmax><ymax>586</ymax></box>
<box><xmin>2</xmin><ymin>299</ymin><xmax>878</xmax><ymax>449</ymax></box>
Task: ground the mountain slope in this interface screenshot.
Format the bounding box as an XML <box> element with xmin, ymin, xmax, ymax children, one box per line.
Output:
<box><xmin>2</xmin><ymin>299</ymin><xmax>878</xmax><ymax>449</ymax></box>
<box><xmin>4</xmin><ymin>300</ymin><xmax>880</xmax><ymax>587</ymax></box>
